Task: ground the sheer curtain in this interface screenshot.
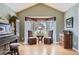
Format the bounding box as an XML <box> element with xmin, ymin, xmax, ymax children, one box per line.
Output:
<box><xmin>46</xmin><ymin>18</ymin><xmax>56</xmax><ymax>42</ymax></box>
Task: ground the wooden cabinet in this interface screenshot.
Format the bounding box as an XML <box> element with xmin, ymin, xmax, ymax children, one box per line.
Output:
<box><xmin>64</xmin><ymin>31</ymin><xmax>73</xmax><ymax>49</ymax></box>
<box><xmin>59</xmin><ymin>31</ymin><xmax>73</xmax><ymax>49</ymax></box>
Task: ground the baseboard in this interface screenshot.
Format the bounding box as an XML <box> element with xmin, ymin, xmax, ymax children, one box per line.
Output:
<box><xmin>72</xmin><ymin>47</ymin><xmax>79</xmax><ymax>52</ymax></box>
<box><xmin>23</xmin><ymin>42</ymin><xmax>28</xmax><ymax>45</ymax></box>
<box><xmin>53</xmin><ymin>41</ymin><xmax>59</xmax><ymax>44</ymax></box>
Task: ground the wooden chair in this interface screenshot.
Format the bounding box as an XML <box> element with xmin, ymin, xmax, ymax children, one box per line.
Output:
<box><xmin>44</xmin><ymin>31</ymin><xmax>53</xmax><ymax>44</ymax></box>
<box><xmin>28</xmin><ymin>31</ymin><xmax>37</xmax><ymax>45</ymax></box>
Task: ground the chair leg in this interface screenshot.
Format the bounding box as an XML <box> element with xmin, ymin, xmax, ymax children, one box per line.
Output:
<box><xmin>14</xmin><ymin>50</ymin><xmax>16</xmax><ymax>55</ymax></box>
<box><xmin>15</xmin><ymin>49</ymin><xmax>19</xmax><ymax>55</ymax></box>
<box><xmin>13</xmin><ymin>49</ymin><xmax>19</xmax><ymax>55</ymax></box>
<box><xmin>10</xmin><ymin>51</ymin><xmax>13</xmax><ymax>55</ymax></box>
<box><xmin>17</xmin><ymin>50</ymin><xmax>19</xmax><ymax>55</ymax></box>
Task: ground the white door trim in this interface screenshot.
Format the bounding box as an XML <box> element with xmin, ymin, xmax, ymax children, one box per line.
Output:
<box><xmin>78</xmin><ymin>8</ymin><xmax>79</xmax><ymax>52</ymax></box>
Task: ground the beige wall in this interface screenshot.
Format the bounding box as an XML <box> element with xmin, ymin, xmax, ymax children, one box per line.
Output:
<box><xmin>17</xmin><ymin>3</ymin><xmax>64</xmax><ymax>41</ymax></box>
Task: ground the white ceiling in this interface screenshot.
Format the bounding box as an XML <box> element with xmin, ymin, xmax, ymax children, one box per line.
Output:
<box><xmin>4</xmin><ymin>3</ymin><xmax>77</xmax><ymax>13</ymax></box>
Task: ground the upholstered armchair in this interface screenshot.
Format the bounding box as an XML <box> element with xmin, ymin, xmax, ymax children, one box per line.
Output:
<box><xmin>28</xmin><ymin>31</ymin><xmax>37</xmax><ymax>45</ymax></box>
<box><xmin>44</xmin><ymin>31</ymin><xmax>53</xmax><ymax>44</ymax></box>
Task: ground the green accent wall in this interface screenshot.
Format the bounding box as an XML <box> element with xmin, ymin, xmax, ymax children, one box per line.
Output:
<box><xmin>17</xmin><ymin>3</ymin><xmax>64</xmax><ymax>42</ymax></box>
<box><xmin>0</xmin><ymin>3</ymin><xmax>16</xmax><ymax>19</ymax></box>
<box><xmin>64</xmin><ymin>4</ymin><xmax>79</xmax><ymax>50</ymax></box>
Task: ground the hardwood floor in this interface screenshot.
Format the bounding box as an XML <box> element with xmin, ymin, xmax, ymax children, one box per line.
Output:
<box><xmin>18</xmin><ymin>43</ymin><xmax>79</xmax><ymax>55</ymax></box>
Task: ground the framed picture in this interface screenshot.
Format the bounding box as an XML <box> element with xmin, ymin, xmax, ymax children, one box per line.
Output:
<box><xmin>66</xmin><ymin>17</ymin><xmax>73</xmax><ymax>28</ymax></box>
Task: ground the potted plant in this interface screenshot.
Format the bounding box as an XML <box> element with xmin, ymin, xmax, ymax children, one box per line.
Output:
<box><xmin>8</xmin><ymin>14</ymin><xmax>18</xmax><ymax>21</ymax></box>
